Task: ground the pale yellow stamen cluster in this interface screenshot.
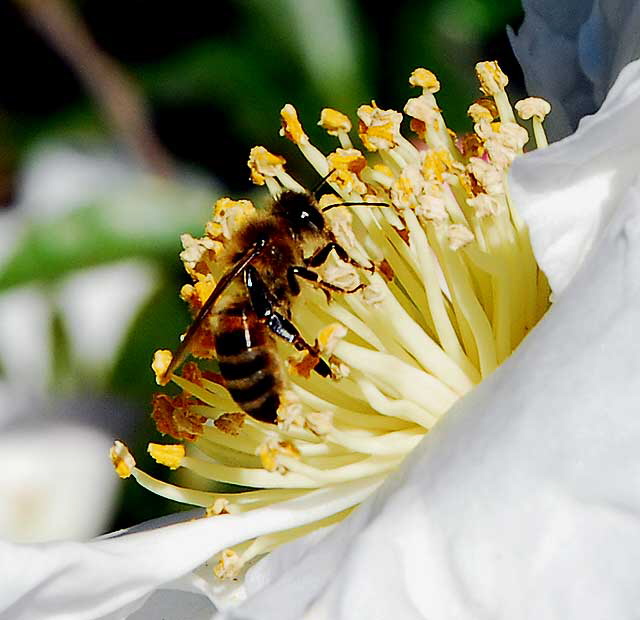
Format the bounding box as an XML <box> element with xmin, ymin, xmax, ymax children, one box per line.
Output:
<box><xmin>114</xmin><ymin>60</ymin><xmax>552</xmax><ymax>582</ymax></box>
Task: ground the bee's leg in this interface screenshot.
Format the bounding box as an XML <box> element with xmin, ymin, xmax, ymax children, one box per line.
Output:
<box><xmin>304</xmin><ymin>241</ymin><xmax>375</xmax><ymax>273</ymax></box>
<box><xmin>288</xmin><ymin>266</ymin><xmax>365</xmax><ymax>298</ymax></box>
<box><xmin>244</xmin><ymin>266</ymin><xmax>332</xmax><ymax>378</ymax></box>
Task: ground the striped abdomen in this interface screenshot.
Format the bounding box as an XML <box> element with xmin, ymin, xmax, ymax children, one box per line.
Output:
<box><xmin>215</xmin><ymin>302</ymin><xmax>282</xmax><ymax>423</ymax></box>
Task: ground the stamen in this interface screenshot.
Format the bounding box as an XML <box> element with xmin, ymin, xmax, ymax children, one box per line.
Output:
<box><xmin>129</xmin><ymin>60</ymin><xmax>552</xmax><ymax>576</ymax></box>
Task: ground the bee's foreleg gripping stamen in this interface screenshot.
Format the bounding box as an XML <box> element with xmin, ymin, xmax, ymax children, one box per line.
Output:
<box><xmin>244</xmin><ymin>265</ymin><xmax>331</xmax><ymax>378</ymax></box>
<box><xmin>289</xmin><ymin>266</ymin><xmax>365</xmax><ymax>296</ymax></box>
<box><xmin>305</xmin><ymin>241</ymin><xmax>375</xmax><ymax>273</ymax></box>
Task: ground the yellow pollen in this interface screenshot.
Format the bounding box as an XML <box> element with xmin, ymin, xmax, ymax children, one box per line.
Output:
<box><xmin>180</xmin><ymin>274</ymin><xmax>216</xmax><ymax>307</ymax></box>
<box><xmin>179</xmin><ymin>233</ymin><xmax>221</xmax><ymax>278</ymax></box>
<box><xmin>318</xmin><ymin>108</ymin><xmax>352</xmax><ymax>135</ymax></box>
<box><xmin>422</xmin><ymin>149</ymin><xmax>454</xmax><ymax>182</ymax></box>
<box><xmin>317</xmin><ymin>323</ymin><xmax>348</xmax><ymax>356</ymax></box>
<box><xmin>276</xmin><ymin>390</ymin><xmax>305</xmax><ymax>429</ymax></box>
<box><xmin>152</xmin><ymin>350</ymin><xmax>173</xmax><ymax>386</ymax></box>
<box><xmin>280</xmin><ymin>104</ymin><xmax>309</xmax><ymax>145</ymax></box>
<box><xmin>148</xmin><ymin>443</ymin><xmax>185</xmax><ymax>469</ymax></box>
<box><xmin>247</xmin><ymin>146</ymin><xmax>287</xmax><ymax>185</ymax></box>
<box><xmin>468</xmin><ymin>102</ymin><xmax>494</xmax><ymax>123</ymax></box>
<box><xmin>258</xmin><ymin>440</ymin><xmax>300</xmax><ymax>473</ymax></box>
<box><xmin>110</xmin><ymin>441</ymin><xmax>135</xmax><ymax>479</ymax></box>
<box><xmin>357</xmin><ymin>103</ymin><xmax>402</xmax><ymax>151</ymax></box>
<box><xmin>326</xmin><ymin>148</ymin><xmax>367</xmax><ymax>174</ymax></box>
<box><xmin>211</xmin><ymin>197</ymin><xmax>256</xmax><ymax>240</ymax></box>
<box><xmin>409</xmin><ymin>67</ymin><xmax>441</xmax><ymax>93</ymax></box>
<box><xmin>475</xmin><ymin>61</ymin><xmax>509</xmax><ymax>96</ymax></box>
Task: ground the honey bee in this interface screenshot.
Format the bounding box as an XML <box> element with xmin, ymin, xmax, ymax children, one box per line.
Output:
<box><xmin>161</xmin><ymin>189</ymin><xmax>379</xmax><ymax>424</ymax></box>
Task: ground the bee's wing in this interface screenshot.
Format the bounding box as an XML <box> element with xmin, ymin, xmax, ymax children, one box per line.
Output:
<box><xmin>160</xmin><ymin>241</ymin><xmax>266</xmax><ymax>383</ymax></box>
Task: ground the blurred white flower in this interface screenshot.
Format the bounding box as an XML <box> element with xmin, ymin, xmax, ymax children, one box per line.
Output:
<box><xmin>0</xmin><ymin>410</ymin><xmax>117</xmax><ymax>543</ymax></box>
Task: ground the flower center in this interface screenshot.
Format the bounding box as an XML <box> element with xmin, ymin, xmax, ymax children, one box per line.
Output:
<box><xmin>111</xmin><ymin>61</ymin><xmax>551</xmax><ymax>580</ymax></box>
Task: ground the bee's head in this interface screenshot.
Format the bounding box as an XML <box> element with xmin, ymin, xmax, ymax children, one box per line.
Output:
<box><xmin>273</xmin><ymin>190</ymin><xmax>325</xmax><ymax>238</ymax></box>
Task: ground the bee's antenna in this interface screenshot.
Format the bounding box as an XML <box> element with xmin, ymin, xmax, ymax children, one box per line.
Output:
<box><xmin>322</xmin><ymin>201</ymin><xmax>390</xmax><ymax>212</ymax></box>
<box><xmin>311</xmin><ymin>169</ymin><xmax>337</xmax><ymax>196</ymax></box>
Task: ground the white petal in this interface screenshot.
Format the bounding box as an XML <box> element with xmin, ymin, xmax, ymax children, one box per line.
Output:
<box><xmin>509</xmin><ymin>57</ymin><xmax>640</xmax><ymax>294</ymax></box>
<box><xmin>509</xmin><ymin>0</ymin><xmax>640</xmax><ymax>139</ymax></box>
<box><xmin>1</xmin><ymin>477</ymin><xmax>379</xmax><ymax>620</ymax></box>
<box><xmin>127</xmin><ymin>590</ymin><xmax>217</xmax><ymax>620</ymax></box>
<box><xmin>0</xmin><ymin>423</ymin><xmax>117</xmax><ymax>542</ymax></box>
<box><xmin>55</xmin><ymin>260</ymin><xmax>158</xmax><ymax>373</ymax></box>
<box><xmin>0</xmin><ymin>287</ymin><xmax>52</xmax><ymax>393</ymax></box>
<box><xmin>225</xmin><ymin>184</ymin><xmax>640</xmax><ymax>618</ymax></box>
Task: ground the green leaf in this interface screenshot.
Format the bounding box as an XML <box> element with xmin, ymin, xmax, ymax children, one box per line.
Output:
<box><xmin>0</xmin><ymin>178</ymin><xmax>215</xmax><ymax>290</ymax></box>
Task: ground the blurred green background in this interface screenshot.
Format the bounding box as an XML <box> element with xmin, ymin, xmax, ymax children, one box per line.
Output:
<box><xmin>0</xmin><ymin>0</ymin><xmax>524</xmax><ymax>534</ymax></box>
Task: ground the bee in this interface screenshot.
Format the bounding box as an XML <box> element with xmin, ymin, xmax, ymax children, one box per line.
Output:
<box><xmin>160</xmin><ymin>189</ymin><xmax>380</xmax><ymax>424</ymax></box>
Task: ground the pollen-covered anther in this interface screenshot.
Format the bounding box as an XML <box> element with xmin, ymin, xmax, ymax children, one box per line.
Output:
<box><xmin>390</xmin><ymin>165</ymin><xmax>424</xmax><ymax>209</ymax></box>
<box><xmin>328</xmin><ymin>356</ymin><xmax>350</xmax><ymax>379</ymax></box>
<box><xmin>258</xmin><ymin>439</ymin><xmax>300</xmax><ymax>474</ymax></box>
<box><xmin>482</xmin><ymin>122</ymin><xmax>529</xmax><ymax>168</ymax></box>
<box><xmin>515</xmin><ymin>97</ymin><xmax>551</xmax><ymax>121</ymax></box>
<box><xmin>447</xmin><ymin>224</ymin><xmax>475</xmax><ymax>250</ymax></box>
<box><xmin>110</xmin><ymin>441</ymin><xmax>135</xmax><ymax>479</ymax></box>
<box><xmin>409</xmin><ymin>68</ymin><xmax>441</xmax><ymax>93</ymax></box>
<box><xmin>305</xmin><ymin>411</ymin><xmax>334</xmax><ymax>437</ymax></box>
<box><xmin>416</xmin><ymin>190</ymin><xmax>448</xmax><ymax>222</ymax></box>
<box><xmin>287</xmin><ymin>350</ymin><xmax>323</xmax><ymax>379</ymax></box>
<box><xmin>280</xmin><ymin>104</ymin><xmax>309</xmax><ymax>145</ymax></box>
<box><xmin>152</xmin><ymin>393</ymin><xmax>207</xmax><ymax>441</ymax></box>
<box><xmin>321</xmin><ymin>195</ymin><xmax>359</xmax><ymax>252</ymax></box>
<box><xmin>484</xmin><ymin>139</ymin><xmax>518</xmax><ymax>169</ymax></box>
<box><xmin>214</xmin><ymin>412</ymin><xmax>245</xmax><ymax>435</ymax></box>
<box><xmin>248</xmin><ymin>146</ymin><xmax>287</xmax><ymax>185</ymax></box>
<box><xmin>467</xmin><ymin>102</ymin><xmax>494</xmax><ymax>123</ymax></box>
<box><xmin>404</xmin><ymin>95</ymin><xmax>442</xmax><ymax>128</ymax></box>
<box><xmin>179</xmin><ymin>233</ymin><xmax>221</xmax><ymax>278</ymax></box>
<box><xmin>181</xmin><ymin>362</ymin><xmax>205</xmax><ymax>386</ymax></box>
<box><xmin>468</xmin><ymin>193</ymin><xmax>501</xmax><ymax>218</ymax></box>
<box><xmin>495</xmin><ymin>122</ymin><xmax>529</xmax><ymax>151</ymax></box>
<box><xmin>180</xmin><ymin>274</ymin><xmax>216</xmax><ymax>311</ymax></box>
<box><xmin>421</xmin><ymin>149</ymin><xmax>460</xmax><ymax>183</ymax></box>
<box><xmin>457</xmin><ymin>132</ymin><xmax>485</xmax><ymax>158</ymax></box>
<box><xmin>276</xmin><ymin>390</ymin><xmax>305</xmax><ymax>429</ymax></box>
<box><xmin>214</xmin><ymin>549</ymin><xmax>244</xmax><ymax>580</ymax></box>
<box><xmin>357</xmin><ymin>103</ymin><xmax>403</xmax><ymax>151</ymax></box>
<box><xmin>361</xmin><ymin>280</ymin><xmax>385</xmax><ymax>306</ymax></box>
<box><xmin>317</xmin><ymin>323</ymin><xmax>348</xmax><ymax>356</ymax></box>
<box><xmin>326</xmin><ymin>167</ymin><xmax>366</xmax><ymax>195</ymax></box>
<box><xmin>152</xmin><ymin>350</ymin><xmax>173</xmax><ymax>386</ymax></box>
<box><xmin>148</xmin><ymin>443</ymin><xmax>185</xmax><ymax>470</ymax></box>
<box><xmin>475</xmin><ymin>60</ymin><xmax>509</xmax><ymax>96</ymax></box>
<box><xmin>211</xmin><ymin>197</ymin><xmax>256</xmax><ymax>240</ymax></box>
<box><xmin>322</xmin><ymin>261</ymin><xmax>361</xmax><ymax>292</ymax></box>
<box><xmin>327</xmin><ymin>148</ymin><xmax>367</xmax><ymax>174</ymax></box>
<box><xmin>206</xmin><ymin>498</ymin><xmax>231</xmax><ymax>517</ymax></box>
<box><xmin>318</xmin><ymin>108</ymin><xmax>352</xmax><ymax>135</ymax></box>
<box><xmin>467</xmin><ymin>157</ymin><xmax>504</xmax><ymax>195</ymax></box>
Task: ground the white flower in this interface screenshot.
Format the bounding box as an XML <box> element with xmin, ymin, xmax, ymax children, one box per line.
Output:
<box><xmin>0</xmin><ymin>377</ymin><xmax>119</xmax><ymax>544</ymax></box>
<box><xmin>6</xmin><ymin>33</ymin><xmax>640</xmax><ymax>620</ymax></box>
